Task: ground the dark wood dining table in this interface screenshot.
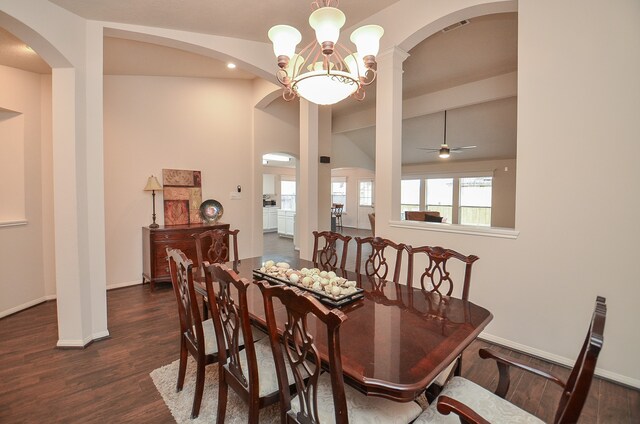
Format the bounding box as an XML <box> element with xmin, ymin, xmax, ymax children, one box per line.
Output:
<box><xmin>201</xmin><ymin>254</ymin><xmax>493</xmax><ymax>403</ymax></box>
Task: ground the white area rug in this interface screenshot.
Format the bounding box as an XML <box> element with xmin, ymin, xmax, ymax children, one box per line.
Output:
<box><xmin>150</xmin><ymin>358</ymin><xmax>429</xmax><ymax>423</ymax></box>
<box><xmin>150</xmin><ymin>358</ymin><xmax>280</xmax><ymax>424</ymax></box>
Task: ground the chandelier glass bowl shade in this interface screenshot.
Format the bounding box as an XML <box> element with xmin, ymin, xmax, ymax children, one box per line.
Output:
<box><xmin>268</xmin><ymin>1</ymin><xmax>384</xmax><ymax>105</ymax></box>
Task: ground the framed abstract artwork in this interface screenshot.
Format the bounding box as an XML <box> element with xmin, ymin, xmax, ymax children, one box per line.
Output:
<box><xmin>162</xmin><ymin>169</ymin><xmax>202</xmax><ymax>226</ymax></box>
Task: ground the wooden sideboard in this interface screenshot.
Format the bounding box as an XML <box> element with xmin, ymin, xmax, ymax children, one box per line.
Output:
<box><xmin>142</xmin><ymin>222</ymin><xmax>230</xmax><ymax>290</ymax></box>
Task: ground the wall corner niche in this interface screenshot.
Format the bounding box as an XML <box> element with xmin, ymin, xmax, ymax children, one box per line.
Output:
<box><xmin>0</xmin><ymin>106</ymin><xmax>26</xmax><ymax>225</ymax></box>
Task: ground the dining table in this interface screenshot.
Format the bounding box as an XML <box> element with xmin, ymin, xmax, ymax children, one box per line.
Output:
<box><xmin>198</xmin><ymin>254</ymin><xmax>493</xmax><ymax>403</ymax></box>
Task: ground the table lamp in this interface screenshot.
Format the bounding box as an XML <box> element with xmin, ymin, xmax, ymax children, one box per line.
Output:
<box><xmin>144</xmin><ymin>175</ymin><xmax>162</xmax><ymax>228</ymax></box>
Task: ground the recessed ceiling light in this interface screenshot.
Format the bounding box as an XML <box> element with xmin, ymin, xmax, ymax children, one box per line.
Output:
<box><xmin>227</xmin><ymin>63</ymin><xmax>236</xmax><ymax>69</ymax></box>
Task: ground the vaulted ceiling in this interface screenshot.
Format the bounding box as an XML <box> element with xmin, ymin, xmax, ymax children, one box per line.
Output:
<box><xmin>1</xmin><ymin>2</ymin><xmax>517</xmax><ymax>165</ymax></box>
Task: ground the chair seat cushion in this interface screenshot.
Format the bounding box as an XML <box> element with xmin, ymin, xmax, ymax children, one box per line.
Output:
<box><xmin>414</xmin><ymin>376</ymin><xmax>544</xmax><ymax>423</ymax></box>
<box><xmin>235</xmin><ymin>337</ymin><xmax>302</xmax><ymax>398</ymax></box>
<box><xmin>291</xmin><ymin>372</ymin><xmax>422</xmax><ymax>424</ymax></box>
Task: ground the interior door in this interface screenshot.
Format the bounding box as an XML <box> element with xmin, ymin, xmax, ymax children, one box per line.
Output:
<box><xmin>357</xmin><ymin>179</ymin><xmax>374</xmax><ymax>230</ymax></box>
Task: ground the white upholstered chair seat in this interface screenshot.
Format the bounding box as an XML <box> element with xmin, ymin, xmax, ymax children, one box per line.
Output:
<box><xmin>191</xmin><ymin>319</ymin><xmax>267</xmax><ymax>356</ymax></box>
<box><xmin>192</xmin><ymin>318</ymin><xmax>218</xmax><ymax>355</ymax></box>
<box><xmin>235</xmin><ymin>337</ymin><xmax>302</xmax><ymax>398</ymax></box>
<box><xmin>414</xmin><ymin>376</ymin><xmax>544</xmax><ymax>424</ymax></box>
<box><xmin>291</xmin><ymin>372</ymin><xmax>423</xmax><ymax>424</ymax></box>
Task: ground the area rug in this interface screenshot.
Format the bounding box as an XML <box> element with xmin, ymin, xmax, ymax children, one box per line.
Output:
<box><xmin>150</xmin><ymin>358</ymin><xmax>280</xmax><ymax>424</ymax></box>
<box><xmin>151</xmin><ymin>358</ymin><xmax>428</xmax><ymax>423</ymax></box>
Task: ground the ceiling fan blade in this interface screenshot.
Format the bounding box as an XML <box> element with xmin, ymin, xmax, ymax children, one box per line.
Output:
<box><xmin>450</xmin><ymin>145</ymin><xmax>477</xmax><ymax>151</ymax></box>
<box><xmin>417</xmin><ymin>147</ymin><xmax>441</xmax><ymax>152</ymax></box>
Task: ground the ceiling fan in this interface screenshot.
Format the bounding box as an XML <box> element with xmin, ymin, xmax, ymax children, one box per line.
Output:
<box><xmin>418</xmin><ymin>110</ymin><xmax>476</xmax><ymax>158</ymax></box>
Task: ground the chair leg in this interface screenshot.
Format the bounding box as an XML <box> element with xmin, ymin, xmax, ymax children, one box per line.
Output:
<box><xmin>248</xmin><ymin>400</ymin><xmax>260</xmax><ymax>424</ymax></box>
<box><xmin>191</xmin><ymin>359</ymin><xmax>206</xmax><ymax>419</ymax></box>
<box><xmin>176</xmin><ymin>338</ymin><xmax>188</xmax><ymax>391</ymax></box>
<box><xmin>217</xmin><ymin>370</ymin><xmax>229</xmax><ymax>424</ymax></box>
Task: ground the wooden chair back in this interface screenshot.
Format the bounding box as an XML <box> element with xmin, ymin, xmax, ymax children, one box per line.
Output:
<box><xmin>193</xmin><ymin>228</ymin><xmax>239</xmax><ymax>268</ymax></box>
<box><xmin>312</xmin><ymin>231</ymin><xmax>352</xmax><ymax>271</ymax></box>
<box><xmin>355</xmin><ymin>236</ymin><xmax>405</xmax><ymax>282</ymax></box>
<box><xmin>257</xmin><ymin>281</ymin><xmax>349</xmax><ymax>424</ymax></box>
<box><xmin>167</xmin><ymin>248</ymin><xmax>206</xmax><ymax>356</ymax></box>
<box><xmin>405</xmin><ymin>245</ymin><xmax>479</xmax><ymax>300</ymax></box>
<box><xmin>554</xmin><ymin>296</ymin><xmax>606</xmax><ymax>423</ymax></box>
<box><xmin>204</xmin><ymin>263</ymin><xmax>258</xmax><ymax>398</ymax></box>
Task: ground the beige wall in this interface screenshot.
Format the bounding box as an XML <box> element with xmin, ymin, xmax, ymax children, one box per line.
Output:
<box><xmin>376</xmin><ymin>0</ymin><xmax>640</xmax><ymax>386</ymax></box>
<box><xmin>0</xmin><ymin>65</ymin><xmax>54</xmax><ymax>317</ymax></box>
<box><xmin>104</xmin><ymin>75</ymin><xmax>255</xmax><ymax>287</ymax></box>
<box><xmin>403</xmin><ymin>158</ymin><xmax>516</xmax><ymax>228</ymax></box>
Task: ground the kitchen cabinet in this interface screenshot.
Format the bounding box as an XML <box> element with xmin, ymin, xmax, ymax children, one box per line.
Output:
<box><xmin>263</xmin><ymin>207</ymin><xmax>278</xmax><ymax>232</ymax></box>
<box><xmin>263</xmin><ymin>174</ymin><xmax>276</xmax><ymax>195</ymax></box>
<box><xmin>277</xmin><ymin>210</ymin><xmax>295</xmax><ymax>238</ymax></box>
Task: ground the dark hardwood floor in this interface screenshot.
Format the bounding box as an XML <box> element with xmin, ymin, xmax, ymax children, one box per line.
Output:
<box><xmin>0</xmin><ymin>228</ymin><xmax>636</xmax><ymax>423</ymax></box>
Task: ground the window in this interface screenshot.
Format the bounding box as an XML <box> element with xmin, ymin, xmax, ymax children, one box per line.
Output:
<box><xmin>280</xmin><ymin>180</ymin><xmax>296</xmax><ymax>211</ymax></box>
<box><xmin>331</xmin><ymin>178</ymin><xmax>346</xmax><ymax>210</ymax></box>
<box><xmin>459</xmin><ymin>176</ymin><xmax>492</xmax><ymax>226</ymax></box>
<box><xmin>359</xmin><ymin>180</ymin><xmax>373</xmax><ymax>206</ymax></box>
<box><xmin>426</xmin><ymin>178</ymin><xmax>453</xmax><ymax>223</ymax></box>
<box><xmin>401</xmin><ymin>179</ymin><xmax>421</xmax><ymax>219</ymax></box>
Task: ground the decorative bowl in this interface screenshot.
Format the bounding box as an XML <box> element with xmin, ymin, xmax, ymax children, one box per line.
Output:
<box><xmin>199</xmin><ymin>199</ymin><xmax>223</xmax><ymax>223</ymax></box>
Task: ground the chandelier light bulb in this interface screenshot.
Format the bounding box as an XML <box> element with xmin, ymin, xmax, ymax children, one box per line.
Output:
<box><xmin>309</xmin><ymin>7</ymin><xmax>346</xmax><ymax>46</ymax></box>
<box><xmin>268</xmin><ymin>25</ymin><xmax>302</xmax><ymax>60</ymax></box>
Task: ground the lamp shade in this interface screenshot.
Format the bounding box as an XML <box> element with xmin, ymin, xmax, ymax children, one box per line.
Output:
<box><xmin>144</xmin><ymin>175</ymin><xmax>162</xmax><ymax>191</ymax></box>
<box><xmin>293</xmin><ymin>70</ymin><xmax>358</xmax><ymax>105</ymax></box>
<box><xmin>350</xmin><ymin>25</ymin><xmax>384</xmax><ymax>57</ymax></box>
<box><xmin>309</xmin><ymin>7</ymin><xmax>346</xmax><ymax>45</ymax></box>
<box><xmin>268</xmin><ymin>25</ymin><xmax>302</xmax><ymax>59</ymax></box>
<box><xmin>345</xmin><ymin>53</ymin><xmax>366</xmax><ymax>79</ymax></box>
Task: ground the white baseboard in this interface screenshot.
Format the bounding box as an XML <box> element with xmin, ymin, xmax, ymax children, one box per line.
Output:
<box><xmin>0</xmin><ymin>296</ymin><xmax>54</xmax><ymax>319</ymax></box>
<box><xmin>107</xmin><ymin>280</ymin><xmax>142</xmax><ymax>290</ymax></box>
<box><xmin>480</xmin><ymin>332</ymin><xmax>640</xmax><ymax>389</ymax></box>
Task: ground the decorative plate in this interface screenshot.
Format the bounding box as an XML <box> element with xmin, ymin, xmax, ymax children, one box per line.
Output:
<box><xmin>199</xmin><ymin>199</ymin><xmax>223</xmax><ymax>223</ymax></box>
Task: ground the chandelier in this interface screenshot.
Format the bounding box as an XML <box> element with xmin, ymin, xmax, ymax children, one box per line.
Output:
<box><xmin>268</xmin><ymin>0</ymin><xmax>384</xmax><ymax>105</ymax></box>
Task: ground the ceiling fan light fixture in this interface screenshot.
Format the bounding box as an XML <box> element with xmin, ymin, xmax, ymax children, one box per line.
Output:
<box><xmin>439</xmin><ymin>146</ymin><xmax>451</xmax><ymax>159</ymax></box>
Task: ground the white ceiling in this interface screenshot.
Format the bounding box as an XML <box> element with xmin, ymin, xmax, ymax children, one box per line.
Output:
<box><xmin>49</xmin><ymin>0</ymin><xmax>400</xmax><ymax>43</ymax></box>
<box><xmin>2</xmin><ymin>2</ymin><xmax>517</xmax><ymax>165</ymax></box>
<box><xmin>0</xmin><ymin>28</ymin><xmax>50</xmax><ymax>74</ymax></box>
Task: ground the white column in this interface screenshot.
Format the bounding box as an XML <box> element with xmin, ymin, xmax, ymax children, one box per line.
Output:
<box><xmin>297</xmin><ymin>99</ymin><xmax>319</xmax><ymax>260</ymax></box>
<box><xmin>52</xmin><ymin>67</ymin><xmax>88</xmax><ymax>347</ymax></box>
<box><xmin>85</xmin><ymin>21</ymin><xmax>109</xmax><ymax>340</ymax></box>
<box><xmin>375</xmin><ymin>47</ymin><xmax>410</xmax><ymax>232</ymax></box>
<box><xmin>317</xmin><ymin>107</ymin><xmax>332</xmax><ymax>232</ymax></box>
<box><xmin>53</xmin><ymin>23</ymin><xmax>109</xmax><ymax>347</ymax></box>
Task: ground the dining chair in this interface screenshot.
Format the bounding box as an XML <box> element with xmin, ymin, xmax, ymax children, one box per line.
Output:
<box><xmin>405</xmin><ymin>245</ymin><xmax>479</xmax><ymax>395</ymax></box>
<box><xmin>355</xmin><ymin>236</ymin><xmax>405</xmax><ymax>282</ymax></box>
<box><xmin>193</xmin><ymin>227</ymin><xmax>240</xmax><ymax>269</ymax></box>
<box><xmin>193</xmin><ymin>227</ymin><xmax>240</xmax><ymax>319</ymax></box>
<box><xmin>204</xmin><ymin>263</ymin><xmax>285</xmax><ymax>424</ymax></box>
<box><xmin>312</xmin><ymin>230</ymin><xmax>352</xmax><ymax>272</ymax></box>
<box><xmin>416</xmin><ymin>296</ymin><xmax>607</xmax><ymax>424</ymax></box>
<box><xmin>331</xmin><ymin>203</ymin><xmax>344</xmax><ymax>230</ymax></box>
<box><xmin>166</xmin><ymin>248</ymin><xmax>220</xmax><ymax>419</ymax></box>
<box><xmin>257</xmin><ymin>281</ymin><xmax>423</xmax><ymax>424</ymax></box>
